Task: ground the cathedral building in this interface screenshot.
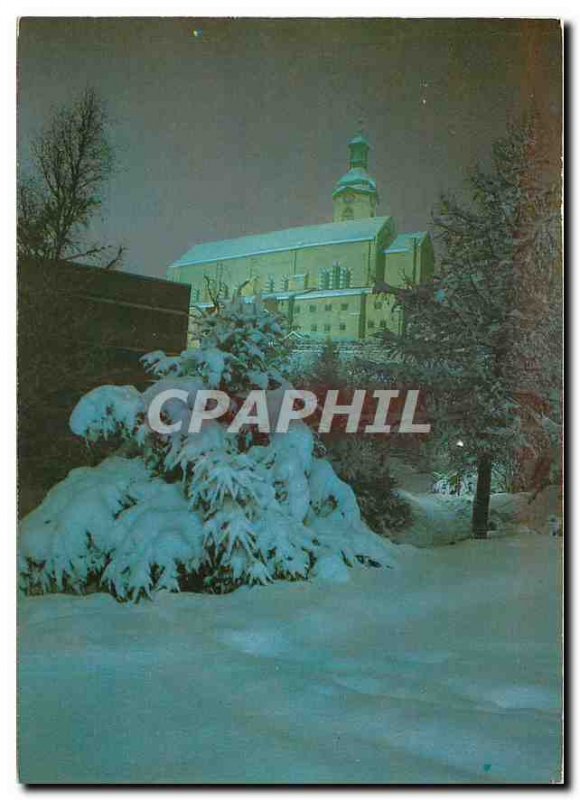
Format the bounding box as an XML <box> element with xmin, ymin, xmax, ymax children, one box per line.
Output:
<box><xmin>166</xmin><ymin>134</ymin><xmax>434</xmax><ymax>341</ymax></box>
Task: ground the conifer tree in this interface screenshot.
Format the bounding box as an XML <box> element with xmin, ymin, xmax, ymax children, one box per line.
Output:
<box><xmin>19</xmin><ymin>295</ymin><xmax>395</xmax><ymax>600</ymax></box>
<box><xmin>309</xmin><ymin>339</ymin><xmax>346</xmax><ymax>388</ymax></box>
<box><xmin>380</xmin><ymin>118</ymin><xmax>562</xmax><ymax>537</ymax></box>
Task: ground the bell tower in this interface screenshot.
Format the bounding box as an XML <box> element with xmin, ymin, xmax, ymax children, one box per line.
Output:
<box><xmin>332</xmin><ymin>132</ymin><xmax>379</xmax><ymax>222</ymax></box>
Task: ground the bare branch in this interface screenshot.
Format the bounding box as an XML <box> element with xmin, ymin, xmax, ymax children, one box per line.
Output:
<box><xmin>18</xmin><ymin>88</ymin><xmax>123</xmax><ymax>268</ymax></box>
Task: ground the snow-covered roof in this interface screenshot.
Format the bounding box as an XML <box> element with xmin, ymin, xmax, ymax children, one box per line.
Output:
<box><xmin>190</xmin><ymin>287</ymin><xmax>372</xmax><ymax>307</ymax></box>
<box><xmin>169</xmin><ymin>217</ymin><xmax>392</xmax><ymax>269</ymax></box>
<box><xmin>332</xmin><ymin>167</ymin><xmax>378</xmax><ymax>198</ymax></box>
<box><xmin>290</xmin><ymin>287</ymin><xmax>371</xmax><ymax>301</ymax></box>
<box><xmin>384</xmin><ymin>232</ymin><xmax>428</xmax><ymax>255</ymax></box>
<box><xmin>348</xmin><ymin>133</ymin><xmax>370</xmax><ymax>147</ymax></box>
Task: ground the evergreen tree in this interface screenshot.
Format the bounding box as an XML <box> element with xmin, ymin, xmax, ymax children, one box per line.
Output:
<box><xmin>19</xmin><ymin>295</ymin><xmax>394</xmax><ymax>600</ymax></box>
<box><xmin>307</xmin><ymin>339</ymin><xmax>346</xmax><ymax>388</ymax></box>
<box><xmin>380</xmin><ymin>118</ymin><xmax>561</xmax><ymax>537</ymax></box>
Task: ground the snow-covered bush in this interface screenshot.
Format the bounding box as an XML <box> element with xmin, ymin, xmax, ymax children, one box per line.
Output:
<box><xmin>19</xmin><ymin>295</ymin><xmax>395</xmax><ymax>601</ymax></box>
<box><xmin>431</xmin><ymin>469</ymin><xmax>477</xmax><ymax>496</ymax></box>
<box><xmin>292</xmin><ymin>341</ymin><xmax>412</xmax><ymax>538</ymax></box>
<box><xmin>326</xmin><ymin>437</ymin><xmax>412</xmax><ymax>535</ymax></box>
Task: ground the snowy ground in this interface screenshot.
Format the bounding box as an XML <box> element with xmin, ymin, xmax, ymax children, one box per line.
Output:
<box><xmin>18</xmin><ymin>532</ymin><xmax>562</xmax><ymax>784</ymax></box>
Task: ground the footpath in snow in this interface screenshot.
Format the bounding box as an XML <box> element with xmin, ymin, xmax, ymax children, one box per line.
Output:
<box><xmin>18</xmin><ymin>532</ymin><xmax>562</xmax><ymax>784</ymax></box>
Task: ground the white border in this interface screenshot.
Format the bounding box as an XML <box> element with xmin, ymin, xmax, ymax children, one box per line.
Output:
<box><xmin>1</xmin><ymin>5</ymin><xmax>572</xmax><ymax>798</ymax></box>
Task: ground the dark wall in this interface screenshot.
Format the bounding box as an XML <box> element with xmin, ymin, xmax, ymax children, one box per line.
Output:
<box><xmin>18</xmin><ymin>258</ymin><xmax>191</xmax><ymax>517</ymax></box>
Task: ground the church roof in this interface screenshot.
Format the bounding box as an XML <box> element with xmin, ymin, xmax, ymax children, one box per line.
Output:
<box><xmin>384</xmin><ymin>232</ymin><xmax>429</xmax><ymax>254</ymax></box>
<box><xmin>169</xmin><ymin>216</ymin><xmax>392</xmax><ymax>269</ymax></box>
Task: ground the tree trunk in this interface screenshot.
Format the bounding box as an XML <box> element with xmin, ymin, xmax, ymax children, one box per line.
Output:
<box><xmin>472</xmin><ymin>453</ymin><xmax>492</xmax><ymax>539</ymax></box>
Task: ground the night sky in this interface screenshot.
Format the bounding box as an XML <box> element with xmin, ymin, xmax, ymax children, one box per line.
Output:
<box><xmin>17</xmin><ymin>18</ymin><xmax>562</xmax><ymax>278</ymax></box>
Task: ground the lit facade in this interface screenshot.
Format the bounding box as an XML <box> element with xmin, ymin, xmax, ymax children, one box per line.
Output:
<box><xmin>167</xmin><ymin>135</ymin><xmax>434</xmax><ymax>340</ymax></box>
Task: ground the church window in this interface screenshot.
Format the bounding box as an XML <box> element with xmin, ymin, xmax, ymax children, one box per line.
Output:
<box><xmin>324</xmin><ymin>304</ymin><xmax>332</xmax><ymax>312</ymax></box>
<box><xmin>374</xmin><ymin>300</ymin><xmax>383</xmax><ymax>310</ymax></box>
<box><xmin>328</xmin><ymin>264</ymin><xmax>351</xmax><ymax>289</ymax></box>
<box><xmin>330</xmin><ymin>263</ymin><xmax>341</xmax><ymax>288</ymax></box>
<box><xmin>319</xmin><ymin>269</ymin><xmax>331</xmax><ymax>290</ymax></box>
<box><xmin>311</xmin><ymin>324</ymin><xmax>318</xmax><ymax>332</ymax></box>
<box><xmin>342</xmin><ymin>207</ymin><xmax>354</xmax><ymax>221</ymax></box>
<box><xmin>339</xmin><ymin>267</ymin><xmax>351</xmax><ymax>288</ymax></box>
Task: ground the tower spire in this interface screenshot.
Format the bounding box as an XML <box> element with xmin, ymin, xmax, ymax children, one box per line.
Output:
<box><xmin>348</xmin><ymin>132</ymin><xmax>370</xmax><ymax>170</ymax></box>
<box><xmin>332</xmin><ymin>130</ymin><xmax>378</xmax><ymax>222</ymax></box>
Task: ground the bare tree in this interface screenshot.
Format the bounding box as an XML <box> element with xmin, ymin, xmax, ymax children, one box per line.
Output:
<box><xmin>18</xmin><ymin>88</ymin><xmax>124</xmax><ymax>268</ymax></box>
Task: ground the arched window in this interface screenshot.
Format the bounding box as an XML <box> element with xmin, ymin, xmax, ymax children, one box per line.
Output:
<box><xmin>319</xmin><ymin>268</ymin><xmax>330</xmax><ymax>290</ymax></box>
<box><xmin>342</xmin><ymin>206</ymin><xmax>354</xmax><ymax>221</ymax></box>
<box><xmin>339</xmin><ymin>267</ymin><xmax>351</xmax><ymax>288</ymax></box>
